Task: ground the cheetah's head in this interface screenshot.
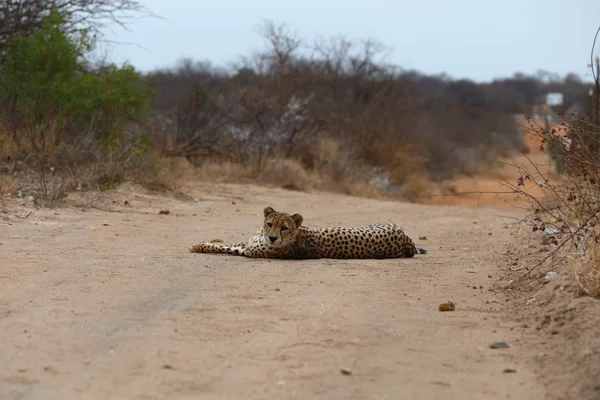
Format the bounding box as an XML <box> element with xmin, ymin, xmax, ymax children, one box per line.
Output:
<box><xmin>262</xmin><ymin>206</ymin><xmax>303</xmax><ymax>246</ymax></box>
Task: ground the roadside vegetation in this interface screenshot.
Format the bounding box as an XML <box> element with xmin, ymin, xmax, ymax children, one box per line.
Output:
<box><xmin>0</xmin><ymin>1</ymin><xmax>594</xmax><ymax>206</ymax></box>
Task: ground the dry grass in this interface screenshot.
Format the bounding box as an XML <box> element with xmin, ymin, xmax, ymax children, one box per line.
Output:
<box><xmin>257</xmin><ymin>158</ymin><xmax>316</xmax><ymax>191</ymax></box>
<box><xmin>1</xmin><ymin>131</ymin><xmax>434</xmax><ymax>204</ymax></box>
<box><xmin>192</xmin><ymin>161</ymin><xmax>252</xmax><ymax>183</ymax></box>
<box><xmin>164</xmin><ymin>139</ymin><xmax>439</xmax><ymax>200</ymax></box>
<box><xmin>171</xmin><ymin>153</ymin><xmax>391</xmax><ymax>198</ymax></box>
<box><xmin>0</xmin><ymin>174</ymin><xmax>19</xmax><ymax>196</ymax></box>
<box><xmin>312</xmin><ymin>137</ymin><xmax>350</xmax><ymax>184</ymax></box>
<box><xmin>129</xmin><ymin>157</ymin><xmax>192</xmax><ymax>192</ymax></box>
<box><xmin>174</xmin><ymin>136</ymin><xmax>404</xmax><ymax>198</ymax></box>
<box><xmin>169</xmin><ymin>157</ymin><xmax>317</xmax><ymax>192</ymax></box>
<box><xmin>399</xmin><ymin>174</ymin><xmax>432</xmax><ymax>202</ymax></box>
<box><xmin>568</xmin><ymin>239</ymin><xmax>600</xmax><ymax>298</ymax></box>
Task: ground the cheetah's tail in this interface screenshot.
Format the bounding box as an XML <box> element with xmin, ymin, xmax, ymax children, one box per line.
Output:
<box><xmin>189</xmin><ymin>241</ymin><xmax>246</xmax><ymax>256</ymax></box>
<box><xmin>416</xmin><ymin>248</ymin><xmax>428</xmax><ymax>255</ymax></box>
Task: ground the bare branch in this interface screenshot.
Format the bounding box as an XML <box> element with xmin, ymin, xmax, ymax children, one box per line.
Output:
<box><xmin>0</xmin><ymin>0</ymin><xmax>157</xmax><ymax>52</ymax></box>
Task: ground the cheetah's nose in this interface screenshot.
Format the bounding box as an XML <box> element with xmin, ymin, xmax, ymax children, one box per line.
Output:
<box><xmin>268</xmin><ymin>235</ymin><xmax>278</xmax><ymax>244</ymax></box>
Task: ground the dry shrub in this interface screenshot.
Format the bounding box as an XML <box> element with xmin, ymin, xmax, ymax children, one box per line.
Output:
<box><xmin>0</xmin><ymin>174</ymin><xmax>19</xmax><ymax>195</ymax></box>
<box><xmin>0</xmin><ymin>128</ymin><xmax>181</xmax><ymax>200</ymax></box>
<box><xmin>68</xmin><ymin>154</ymin><xmax>191</xmax><ymax>194</ymax></box>
<box><xmin>307</xmin><ymin>137</ymin><xmax>386</xmax><ymax>197</ymax></box>
<box><xmin>388</xmin><ymin>150</ymin><xmax>426</xmax><ymax>184</ymax></box>
<box><xmin>182</xmin><ymin>149</ymin><xmax>383</xmax><ymax>197</ymax></box>
<box><xmin>180</xmin><ymin>138</ymin><xmax>384</xmax><ymax>196</ymax></box>
<box><xmin>129</xmin><ymin>156</ymin><xmax>191</xmax><ymax>192</ymax></box>
<box><xmin>78</xmin><ymin>162</ymin><xmax>124</xmax><ymax>190</ymax></box>
<box><xmin>400</xmin><ymin>173</ymin><xmax>432</xmax><ymax>202</ymax></box>
<box><xmin>312</xmin><ymin>137</ymin><xmax>351</xmax><ymax>184</ymax></box>
<box><xmin>90</xmin><ymin>133</ymin><xmax>431</xmax><ymax>201</ymax></box>
<box><xmin>192</xmin><ymin>161</ymin><xmax>251</xmax><ymax>183</ymax></box>
<box><xmin>568</xmin><ymin>238</ymin><xmax>600</xmax><ymax>298</ymax></box>
<box><xmin>0</xmin><ymin>128</ymin><xmax>11</xmax><ymax>157</ymax></box>
<box><xmin>506</xmin><ymin>114</ymin><xmax>600</xmax><ymax>298</ymax></box>
<box><xmin>258</xmin><ymin>158</ymin><xmax>315</xmax><ymax>191</ymax></box>
<box><xmin>40</xmin><ymin>177</ymin><xmax>78</xmax><ymax>203</ymax></box>
<box><xmin>364</xmin><ymin>139</ymin><xmax>426</xmax><ymax>185</ymax></box>
<box><xmin>342</xmin><ymin>178</ymin><xmax>382</xmax><ymax>198</ymax></box>
<box><xmin>388</xmin><ymin>146</ymin><xmax>430</xmax><ymax>201</ymax></box>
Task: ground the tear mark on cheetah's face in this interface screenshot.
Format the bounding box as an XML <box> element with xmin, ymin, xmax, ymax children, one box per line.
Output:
<box><xmin>262</xmin><ymin>206</ymin><xmax>304</xmax><ymax>246</ymax></box>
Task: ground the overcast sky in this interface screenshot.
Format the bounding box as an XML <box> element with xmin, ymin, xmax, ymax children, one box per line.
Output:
<box><xmin>104</xmin><ymin>0</ymin><xmax>600</xmax><ymax>82</ymax></box>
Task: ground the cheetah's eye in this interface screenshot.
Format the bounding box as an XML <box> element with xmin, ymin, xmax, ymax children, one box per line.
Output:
<box><xmin>266</xmin><ymin>222</ymin><xmax>272</xmax><ymax>228</ymax></box>
<box><xmin>281</xmin><ymin>226</ymin><xmax>288</xmax><ymax>231</ymax></box>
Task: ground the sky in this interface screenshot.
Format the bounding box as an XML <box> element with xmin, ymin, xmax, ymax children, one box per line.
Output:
<box><xmin>103</xmin><ymin>0</ymin><xmax>600</xmax><ymax>82</ymax></box>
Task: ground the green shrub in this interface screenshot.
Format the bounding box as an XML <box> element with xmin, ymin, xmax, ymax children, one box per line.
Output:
<box><xmin>0</xmin><ymin>9</ymin><xmax>153</xmax><ymax>157</ymax></box>
<box><xmin>0</xmin><ymin>9</ymin><xmax>155</xmax><ymax>199</ymax></box>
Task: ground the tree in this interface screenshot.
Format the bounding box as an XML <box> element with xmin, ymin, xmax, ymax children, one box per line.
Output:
<box><xmin>0</xmin><ymin>0</ymin><xmax>153</xmax><ymax>56</ymax></box>
<box><xmin>446</xmin><ymin>79</ymin><xmax>487</xmax><ymax>107</ymax></box>
<box><xmin>0</xmin><ymin>10</ymin><xmax>153</xmax><ymax>154</ymax></box>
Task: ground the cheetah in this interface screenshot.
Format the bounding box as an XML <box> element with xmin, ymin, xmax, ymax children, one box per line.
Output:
<box><xmin>189</xmin><ymin>206</ymin><xmax>427</xmax><ymax>259</ymax></box>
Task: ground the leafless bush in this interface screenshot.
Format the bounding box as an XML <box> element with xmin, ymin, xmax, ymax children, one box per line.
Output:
<box><xmin>501</xmin><ymin>106</ymin><xmax>600</xmax><ymax>298</ymax></box>
<box><xmin>147</xmin><ymin>19</ymin><xmax>531</xmax><ymax>197</ymax></box>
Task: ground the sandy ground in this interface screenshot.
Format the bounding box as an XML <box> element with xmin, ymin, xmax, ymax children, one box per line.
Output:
<box><xmin>2</xmin><ymin>120</ymin><xmax>598</xmax><ymax>399</ymax></box>
<box><xmin>0</xmin><ymin>181</ymin><xmax>553</xmax><ymax>400</ymax></box>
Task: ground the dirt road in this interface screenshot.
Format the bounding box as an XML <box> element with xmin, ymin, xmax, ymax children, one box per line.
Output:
<box><xmin>0</xmin><ymin>182</ymin><xmax>548</xmax><ymax>399</ymax></box>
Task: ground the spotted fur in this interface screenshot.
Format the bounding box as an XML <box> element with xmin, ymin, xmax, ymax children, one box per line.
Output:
<box><xmin>190</xmin><ymin>206</ymin><xmax>427</xmax><ymax>259</ymax></box>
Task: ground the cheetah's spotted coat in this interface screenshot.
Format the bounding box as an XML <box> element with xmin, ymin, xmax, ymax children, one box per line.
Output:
<box><xmin>189</xmin><ymin>206</ymin><xmax>427</xmax><ymax>259</ymax></box>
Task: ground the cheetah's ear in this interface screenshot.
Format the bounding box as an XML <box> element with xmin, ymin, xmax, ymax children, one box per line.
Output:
<box><xmin>291</xmin><ymin>213</ymin><xmax>303</xmax><ymax>228</ymax></box>
<box><xmin>264</xmin><ymin>206</ymin><xmax>276</xmax><ymax>217</ymax></box>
